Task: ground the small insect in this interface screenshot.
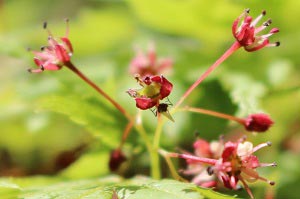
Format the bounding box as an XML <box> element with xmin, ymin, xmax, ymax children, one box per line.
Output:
<box><xmin>151</xmin><ymin>100</ymin><xmax>174</xmax><ymax>122</ymax></box>
<box><xmin>157</xmin><ymin>103</ymin><xmax>169</xmax><ymax>113</ymax></box>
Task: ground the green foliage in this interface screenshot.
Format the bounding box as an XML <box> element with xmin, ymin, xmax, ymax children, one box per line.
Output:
<box><xmin>0</xmin><ymin>182</ymin><xmax>21</xmax><ymax>199</ymax></box>
<box><xmin>1</xmin><ymin>177</ymin><xmax>236</xmax><ymax>199</ymax></box>
<box><xmin>38</xmin><ymin>94</ymin><xmax>123</xmax><ymax>148</ymax></box>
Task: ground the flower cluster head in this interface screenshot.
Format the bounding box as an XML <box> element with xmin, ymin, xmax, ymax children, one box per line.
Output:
<box><xmin>129</xmin><ymin>44</ymin><xmax>173</xmax><ymax>78</ymax></box>
<box><xmin>174</xmin><ymin>137</ymin><xmax>276</xmax><ymax>199</ymax></box>
<box><xmin>232</xmin><ymin>9</ymin><xmax>280</xmax><ymax>52</ymax></box>
<box><xmin>182</xmin><ymin>138</ymin><xmax>224</xmax><ymax>188</ymax></box>
<box><xmin>243</xmin><ymin>113</ymin><xmax>274</xmax><ymax>132</ymax></box>
<box><xmin>127</xmin><ymin>75</ymin><xmax>173</xmax><ymax>110</ymax></box>
<box><xmin>28</xmin><ymin>19</ymin><xmax>73</xmax><ymax>73</ymax></box>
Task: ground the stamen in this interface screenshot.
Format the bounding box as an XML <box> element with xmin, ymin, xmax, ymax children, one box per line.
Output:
<box><xmin>239</xmin><ymin>135</ymin><xmax>247</xmax><ymax>143</ymax></box>
<box><xmin>65</xmin><ymin>18</ymin><xmax>70</xmax><ymax>37</ymax></box>
<box><xmin>266</xmin><ymin>42</ymin><xmax>280</xmax><ymax>47</ymax></box>
<box><xmin>251</xmin><ymin>10</ymin><xmax>266</xmax><ymax>27</ymax></box>
<box><xmin>259</xmin><ymin>162</ymin><xmax>277</xmax><ymax>167</ymax></box>
<box><xmin>194</xmin><ymin>131</ymin><xmax>200</xmax><ymax>138</ymax></box>
<box><xmin>27</xmin><ymin>68</ymin><xmax>43</xmax><ymax>73</ymax></box>
<box><xmin>262</xmin><ymin>10</ymin><xmax>266</xmax><ymax>16</ymax></box>
<box><xmin>252</xmin><ymin>141</ymin><xmax>271</xmax><ymax>153</ymax></box>
<box><xmin>269</xmin><ymin>181</ymin><xmax>275</xmax><ymax>186</ymax></box>
<box><xmin>238</xmin><ymin>176</ymin><xmax>254</xmax><ymax>199</ymax></box>
<box><xmin>245</xmin><ymin>8</ymin><xmax>250</xmax><ymax>14</ymax></box>
<box><xmin>218</xmin><ymin>135</ymin><xmax>225</xmax><ymax>144</ymax></box>
<box><xmin>255</xmin><ymin>24</ymin><xmax>268</xmax><ymax>34</ymax></box>
<box><xmin>43</xmin><ymin>21</ymin><xmax>47</xmax><ymax>29</ymax></box>
<box><xmin>263</xmin><ymin>19</ymin><xmax>272</xmax><ymax>26</ymax></box>
<box><xmin>44</xmin><ymin>22</ymin><xmax>53</xmax><ymax>36</ymax></box>
<box><xmin>40</xmin><ymin>46</ymin><xmax>46</xmax><ymax>51</ymax></box>
<box><xmin>41</xmin><ymin>65</ymin><xmax>45</xmax><ymax>71</ymax></box>
<box><xmin>257</xmin><ymin>176</ymin><xmax>275</xmax><ymax>185</ymax></box>
<box><xmin>177</xmin><ymin>153</ymin><xmax>217</xmax><ymax>165</ymax></box>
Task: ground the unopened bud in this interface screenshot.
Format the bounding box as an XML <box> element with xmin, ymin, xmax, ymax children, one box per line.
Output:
<box><xmin>109</xmin><ymin>149</ymin><xmax>127</xmax><ymax>172</ymax></box>
<box><xmin>244</xmin><ymin>113</ymin><xmax>274</xmax><ymax>132</ymax></box>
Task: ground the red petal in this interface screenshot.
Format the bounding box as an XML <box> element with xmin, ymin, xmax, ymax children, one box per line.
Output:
<box><xmin>34</xmin><ymin>58</ymin><xmax>44</xmax><ymax>66</ymax></box>
<box><xmin>61</xmin><ymin>37</ymin><xmax>73</xmax><ymax>53</ymax></box>
<box><xmin>222</xmin><ymin>142</ymin><xmax>237</xmax><ymax>161</ymax></box>
<box><xmin>159</xmin><ymin>76</ymin><xmax>173</xmax><ymax>99</ymax></box>
<box><xmin>193</xmin><ymin>139</ymin><xmax>211</xmax><ymax>157</ymax></box>
<box><xmin>43</xmin><ymin>63</ymin><xmax>61</xmax><ymax>70</ymax></box>
<box><xmin>135</xmin><ymin>97</ymin><xmax>157</xmax><ymax>110</ymax></box>
<box><xmin>245</xmin><ymin>39</ymin><xmax>269</xmax><ymax>52</ymax></box>
<box><xmin>55</xmin><ymin>44</ymin><xmax>70</xmax><ymax>62</ymax></box>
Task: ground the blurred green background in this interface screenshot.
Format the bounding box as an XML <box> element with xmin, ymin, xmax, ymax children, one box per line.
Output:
<box><xmin>0</xmin><ymin>0</ymin><xmax>299</xmax><ymax>198</ymax></box>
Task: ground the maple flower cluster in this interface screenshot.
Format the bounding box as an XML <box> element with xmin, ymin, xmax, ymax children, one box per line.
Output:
<box><xmin>129</xmin><ymin>44</ymin><xmax>173</xmax><ymax>78</ymax></box>
<box><xmin>171</xmin><ymin>137</ymin><xmax>276</xmax><ymax>199</ymax></box>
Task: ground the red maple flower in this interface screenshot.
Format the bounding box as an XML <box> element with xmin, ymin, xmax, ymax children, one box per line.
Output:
<box><xmin>232</xmin><ymin>9</ymin><xmax>280</xmax><ymax>52</ymax></box>
<box><xmin>129</xmin><ymin>44</ymin><xmax>173</xmax><ymax>78</ymax></box>
<box><xmin>28</xmin><ymin>20</ymin><xmax>73</xmax><ymax>73</ymax></box>
<box><xmin>127</xmin><ymin>75</ymin><xmax>173</xmax><ymax>110</ymax></box>
<box><xmin>171</xmin><ymin>138</ymin><xmax>276</xmax><ymax>199</ymax></box>
<box><xmin>211</xmin><ymin>140</ymin><xmax>276</xmax><ymax>198</ymax></box>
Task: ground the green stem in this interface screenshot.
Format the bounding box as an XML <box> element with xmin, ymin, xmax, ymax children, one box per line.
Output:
<box><xmin>136</xmin><ymin>124</ymin><xmax>160</xmax><ymax>179</ymax></box>
<box><xmin>151</xmin><ymin>116</ymin><xmax>165</xmax><ymax>179</ymax></box>
<box><xmin>159</xmin><ymin>149</ymin><xmax>188</xmax><ymax>182</ymax></box>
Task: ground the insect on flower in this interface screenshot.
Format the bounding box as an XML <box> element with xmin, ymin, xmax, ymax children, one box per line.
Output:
<box><xmin>127</xmin><ymin>75</ymin><xmax>173</xmax><ymax>111</ymax></box>
<box><xmin>152</xmin><ymin>101</ymin><xmax>175</xmax><ymax>122</ymax></box>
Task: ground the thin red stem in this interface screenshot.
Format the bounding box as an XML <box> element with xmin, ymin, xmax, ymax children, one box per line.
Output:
<box><xmin>174</xmin><ymin>41</ymin><xmax>241</xmax><ymax>109</ymax></box>
<box><xmin>168</xmin><ymin>152</ymin><xmax>217</xmax><ymax>165</ymax></box>
<box><xmin>119</xmin><ymin>120</ymin><xmax>134</xmax><ymax>148</ymax></box>
<box><xmin>65</xmin><ymin>61</ymin><xmax>131</xmax><ymax>120</ymax></box>
<box><xmin>182</xmin><ymin>106</ymin><xmax>245</xmax><ymax>124</ymax></box>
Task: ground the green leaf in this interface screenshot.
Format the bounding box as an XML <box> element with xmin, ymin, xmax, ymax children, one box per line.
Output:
<box><xmin>0</xmin><ymin>181</ymin><xmax>21</xmax><ymax>199</ymax></box>
<box><xmin>37</xmin><ymin>95</ymin><xmax>126</xmax><ymax>148</ymax></box>
<box><xmin>10</xmin><ymin>177</ymin><xmax>236</xmax><ymax>199</ymax></box>
<box><xmin>60</xmin><ymin>152</ymin><xmax>110</xmax><ymax>179</ymax></box>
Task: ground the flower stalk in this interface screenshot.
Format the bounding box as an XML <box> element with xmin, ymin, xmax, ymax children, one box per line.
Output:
<box><xmin>174</xmin><ymin>41</ymin><xmax>241</xmax><ymax>109</ymax></box>
<box><xmin>180</xmin><ymin>106</ymin><xmax>245</xmax><ymax>124</ymax></box>
<box><xmin>64</xmin><ymin>61</ymin><xmax>132</xmax><ymax>121</ymax></box>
